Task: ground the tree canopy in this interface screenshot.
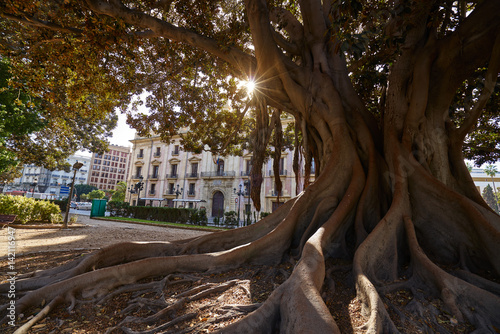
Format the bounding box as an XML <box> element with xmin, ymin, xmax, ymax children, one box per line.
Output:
<box><xmin>1</xmin><ymin>1</ymin><xmax>499</xmax><ymax>333</ymax></box>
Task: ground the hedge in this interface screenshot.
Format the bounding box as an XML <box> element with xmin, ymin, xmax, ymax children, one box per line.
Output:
<box><xmin>0</xmin><ymin>195</ymin><xmax>61</xmax><ymax>224</ymax></box>
<box><xmin>107</xmin><ymin>202</ymin><xmax>208</xmax><ymax>225</ymax></box>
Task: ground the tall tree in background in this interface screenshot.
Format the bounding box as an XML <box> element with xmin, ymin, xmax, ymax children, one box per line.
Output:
<box><xmin>1</xmin><ymin>1</ymin><xmax>499</xmax><ymax>333</ymax></box>
<box><xmin>482</xmin><ymin>184</ymin><xmax>498</xmax><ymax>214</ymax></box>
<box><xmin>484</xmin><ymin>164</ymin><xmax>499</xmax><ymax>211</ymax></box>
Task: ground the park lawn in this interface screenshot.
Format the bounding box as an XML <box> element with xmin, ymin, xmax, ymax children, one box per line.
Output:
<box><xmin>103</xmin><ymin>216</ymin><xmax>228</xmax><ymax>231</ymax></box>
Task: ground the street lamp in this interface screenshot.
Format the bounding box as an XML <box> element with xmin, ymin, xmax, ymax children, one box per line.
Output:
<box><xmin>129</xmin><ymin>176</ymin><xmax>144</xmax><ymax>206</ymax></box>
<box><xmin>244</xmin><ymin>180</ymin><xmax>251</xmax><ymax>226</ymax></box>
<box><xmin>174</xmin><ymin>184</ymin><xmax>183</xmax><ymax>208</ymax></box>
<box><xmin>31</xmin><ymin>177</ymin><xmax>38</xmax><ymax>198</ymax></box>
<box><xmin>234</xmin><ymin>184</ymin><xmax>244</xmax><ymax>227</ymax></box>
<box><xmin>63</xmin><ymin>161</ymin><xmax>84</xmax><ymax>229</ymax></box>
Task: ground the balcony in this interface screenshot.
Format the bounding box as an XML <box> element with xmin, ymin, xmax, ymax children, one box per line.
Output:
<box><xmin>166</xmin><ymin>189</ymin><xmax>176</xmax><ymax>195</ymax></box>
<box><xmin>153</xmin><ymin>152</ymin><xmax>161</xmax><ymax>158</ymax></box>
<box><xmin>241</xmin><ymin>171</ymin><xmax>251</xmax><ymax>177</ymax></box>
<box><xmin>185</xmin><ymin>172</ymin><xmax>199</xmax><ymax>178</ymax></box>
<box><xmin>148</xmin><ymin>190</ymin><xmax>156</xmax><ymax>195</ymax></box>
<box><xmin>201</xmin><ymin>171</ymin><xmax>236</xmax><ymax>178</ymax></box>
<box><xmin>271</xmin><ymin>190</ymin><xmax>282</xmax><ymax>196</ymax></box>
<box><xmin>132</xmin><ymin>174</ymin><xmax>143</xmax><ymax>180</ymax></box>
<box><xmin>137</xmin><ymin>154</ymin><xmax>144</xmax><ymax>159</ymax></box>
<box><xmin>172</xmin><ymin>149</ymin><xmax>179</xmax><ymax>156</ymax></box>
<box><xmin>149</xmin><ymin>174</ymin><xmax>159</xmax><ymax>180</ymax></box>
<box><xmin>188</xmin><ymin>190</ymin><xmax>196</xmax><ymax>197</ymax></box>
<box><xmin>166</xmin><ymin>173</ymin><xmax>178</xmax><ymax>179</ymax></box>
<box><xmin>269</xmin><ymin>170</ymin><xmax>287</xmax><ymax>176</ymax></box>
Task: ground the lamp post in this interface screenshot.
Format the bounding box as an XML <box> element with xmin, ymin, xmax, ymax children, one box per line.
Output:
<box><xmin>174</xmin><ymin>184</ymin><xmax>183</xmax><ymax>208</ymax></box>
<box><xmin>31</xmin><ymin>177</ymin><xmax>38</xmax><ymax>198</ymax></box>
<box><xmin>234</xmin><ymin>183</ymin><xmax>244</xmax><ymax>227</ymax></box>
<box><xmin>244</xmin><ymin>180</ymin><xmax>251</xmax><ymax>226</ymax></box>
<box><xmin>129</xmin><ymin>176</ymin><xmax>144</xmax><ymax>206</ymax></box>
<box><xmin>63</xmin><ymin>162</ymin><xmax>84</xmax><ymax>229</ymax></box>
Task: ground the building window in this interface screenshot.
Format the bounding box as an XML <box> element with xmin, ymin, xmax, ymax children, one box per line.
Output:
<box><xmin>190</xmin><ymin>163</ymin><xmax>198</xmax><ymax>177</ymax></box>
<box><xmin>217</xmin><ymin>159</ymin><xmax>225</xmax><ymax>175</ymax></box>
<box><xmin>138</xmin><ymin>149</ymin><xmax>144</xmax><ymax>158</ymax></box>
<box><xmin>152</xmin><ymin>165</ymin><xmax>159</xmax><ymax>178</ymax></box>
<box><xmin>169</xmin><ymin>183</ymin><xmax>175</xmax><ymax>194</ymax></box>
<box><xmin>135</xmin><ymin>166</ymin><xmax>142</xmax><ymax>178</ymax></box>
<box><xmin>188</xmin><ymin>183</ymin><xmax>195</xmax><ymax>196</ymax></box>
<box><xmin>173</xmin><ymin>145</ymin><xmax>179</xmax><ymax>155</ymax></box>
<box><xmin>170</xmin><ymin>164</ymin><xmax>178</xmax><ymax>178</ymax></box>
<box><xmin>154</xmin><ymin>147</ymin><xmax>161</xmax><ymax>157</ymax></box>
<box><xmin>150</xmin><ymin>183</ymin><xmax>156</xmax><ymax>195</ymax></box>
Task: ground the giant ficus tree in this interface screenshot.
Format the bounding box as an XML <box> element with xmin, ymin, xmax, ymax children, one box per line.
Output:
<box><xmin>1</xmin><ymin>0</ymin><xmax>500</xmax><ymax>333</ymax></box>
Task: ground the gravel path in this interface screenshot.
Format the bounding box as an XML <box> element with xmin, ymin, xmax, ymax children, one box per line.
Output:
<box><xmin>0</xmin><ymin>215</ymin><xmax>213</xmax><ymax>257</ymax></box>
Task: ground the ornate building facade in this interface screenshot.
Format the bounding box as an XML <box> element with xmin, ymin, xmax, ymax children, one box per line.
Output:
<box><xmin>127</xmin><ymin>130</ymin><xmax>311</xmax><ymax>218</ymax></box>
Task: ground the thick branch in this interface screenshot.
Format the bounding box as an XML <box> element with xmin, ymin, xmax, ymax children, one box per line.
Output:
<box><xmin>85</xmin><ymin>0</ymin><xmax>256</xmax><ymax>77</ymax></box>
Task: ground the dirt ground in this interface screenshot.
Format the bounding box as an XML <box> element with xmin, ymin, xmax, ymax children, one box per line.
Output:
<box><xmin>0</xmin><ymin>215</ymin><xmax>212</xmax><ymax>257</ymax></box>
<box><xmin>0</xmin><ymin>216</ymin><xmax>475</xmax><ymax>333</ymax></box>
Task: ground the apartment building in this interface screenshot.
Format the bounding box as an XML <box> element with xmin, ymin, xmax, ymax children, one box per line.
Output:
<box><xmin>127</xmin><ymin>129</ymin><xmax>310</xmax><ymax>217</ymax></box>
<box><xmin>8</xmin><ymin>154</ymin><xmax>91</xmax><ymax>199</ymax></box>
<box><xmin>88</xmin><ymin>145</ymin><xmax>131</xmax><ymax>192</ymax></box>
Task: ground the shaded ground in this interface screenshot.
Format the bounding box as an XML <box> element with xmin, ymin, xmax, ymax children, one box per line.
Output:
<box><xmin>0</xmin><ymin>215</ymin><xmax>212</xmax><ymax>257</ymax></box>
<box><xmin>0</xmin><ymin>216</ymin><xmax>477</xmax><ymax>333</ymax></box>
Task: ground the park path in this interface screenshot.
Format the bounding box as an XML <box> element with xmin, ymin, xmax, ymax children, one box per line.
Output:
<box><xmin>0</xmin><ymin>215</ymin><xmax>213</xmax><ymax>257</ymax></box>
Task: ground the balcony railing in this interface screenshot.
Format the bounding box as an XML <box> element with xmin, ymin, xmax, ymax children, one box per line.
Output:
<box><xmin>188</xmin><ymin>190</ymin><xmax>196</xmax><ymax>196</ymax></box>
<box><xmin>148</xmin><ymin>190</ymin><xmax>156</xmax><ymax>195</ymax></box>
<box><xmin>241</xmin><ymin>171</ymin><xmax>251</xmax><ymax>176</ymax></box>
<box><xmin>166</xmin><ymin>173</ymin><xmax>178</xmax><ymax>178</ymax></box>
<box><xmin>153</xmin><ymin>152</ymin><xmax>161</xmax><ymax>158</ymax></box>
<box><xmin>271</xmin><ymin>190</ymin><xmax>282</xmax><ymax>196</ymax></box>
<box><xmin>149</xmin><ymin>174</ymin><xmax>159</xmax><ymax>179</ymax></box>
<box><xmin>137</xmin><ymin>154</ymin><xmax>144</xmax><ymax>159</ymax></box>
<box><xmin>201</xmin><ymin>171</ymin><xmax>236</xmax><ymax>178</ymax></box>
<box><xmin>269</xmin><ymin>170</ymin><xmax>287</xmax><ymax>176</ymax></box>
<box><xmin>172</xmin><ymin>149</ymin><xmax>179</xmax><ymax>155</ymax></box>
<box><xmin>166</xmin><ymin>189</ymin><xmax>175</xmax><ymax>195</ymax></box>
<box><xmin>133</xmin><ymin>174</ymin><xmax>143</xmax><ymax>179</ymax></box>
<box><xmin>186</xmin><ymin>172</ymin><xmax>199</xmax><ymax>178</ymax></box>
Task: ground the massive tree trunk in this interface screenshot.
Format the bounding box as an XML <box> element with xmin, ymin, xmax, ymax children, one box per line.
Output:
<box><xmin>1</xmin><ymin>0</ymin><xmax>500</xmax><ymax>333</ymax></box>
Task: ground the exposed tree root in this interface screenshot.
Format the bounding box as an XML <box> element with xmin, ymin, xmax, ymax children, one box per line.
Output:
<box><xmin>1</xmin><ymin>148</ymin><xmax>499</xmax><ymax>333</ymax></box>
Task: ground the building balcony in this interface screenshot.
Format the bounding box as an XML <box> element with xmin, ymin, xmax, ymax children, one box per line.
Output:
<box><xmin>166</xmin><ymin>173</ymin><xmax>178</xmax><ymax>179</ymax></box>
<box><xmin>241</xmin><ymin>171</ymin><xmax>251</xmax><ymax>177</ymax></box>
<box><xmin>187</xmin><ymin>190</ymin><xmax>196</xmax><ymax>197</ymax></box>
<box><xmin>137</xmin><ymin>154</ymin><xmax>144</xmax><ymax>159</ymax></box>
<box><xmin>149</xmin><ymin>174</ymin><xmax>159</xmax><ymax>180</ymax></box>
<box><xmin>269</xmin><ymin>170</ymin><xmax>287</xmax><ymax>176</ymax></box>
<box><xmin>201</xmin><ymin>171</ymin><xmax>236</xmax><ymax>178</ymax></box>
<box><xmin>132</xmin><ymin>175</ymin><xmax>143</xmax><ymax>180</ymax></box>
<box><xmin>172</xmin><ymin>149</ymin><xmax>179</xmax><ymax>155</ymax></box>
<box><xmin>166</xmin><ymin>189</ymin><xmax>176</xmax><ymax>195</ymax></box>
<box><xmin>148</xmin><ymin>190</ymin><xmax>156</xmax><ymax>195</ymax></box>
<box><xmin>186</xmin><ymin>172</ymin><xmax>199</xmax><ymax>178</ymax></box>
<box><xmin>271</xmin><ymin>190</ymin><xmax>282</xmax><ymax>196</ymax></box>
<box><xmin>153</xmin><ymin>152</ymin><xmax>161</xmax><ymax>158</ymax></box>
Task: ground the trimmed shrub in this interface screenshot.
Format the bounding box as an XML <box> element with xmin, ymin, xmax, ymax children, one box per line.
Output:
<box><xmin>0</xmin><ymin>195</ymin><xmax>61</xmax><ymax>224</ymax></box>
<box><xmin>107</xmin><ymin>201</ymin><xmax>131</xmax><ymax>217</ymax></box>
<box><xmin>224</xmin><ymin>211</ymin><xmax>238</xmax><ymax>227</ymax></box>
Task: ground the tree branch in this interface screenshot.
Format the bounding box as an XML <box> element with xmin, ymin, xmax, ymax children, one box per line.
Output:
<box><xmin>0</xmin><ymin>12</ymin><xmax>83</xmax><ymax>35</ymax></box>
<box><xmin>84</xmin><ymin>0</ymin><xmax>256</xmax><ymax>78</ymax></box>
<box><xmin>453</xmin><ymin>31</ymin><xmax>500</xmax><ymax>142</ymax></box>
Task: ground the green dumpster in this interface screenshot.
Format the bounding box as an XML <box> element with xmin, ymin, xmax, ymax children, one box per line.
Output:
<box><xmin>90</xmin><ymin>199</ymin><xmax>107</xmax><ymax>218</ymax></box>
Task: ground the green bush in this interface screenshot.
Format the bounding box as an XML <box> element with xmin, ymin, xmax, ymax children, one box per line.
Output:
<box><xmin>224</xmin><ymin>211</ymin><xmax>238</xmax><ymax>227</ymax></box>
<box><xmin>260</xmin><ymin>212</ymin><xmax>271</xmax><ymax>219</ymax></box>
<box><xmin>190</xmin><ymin>209</ymin><xmax>208</xmax><ymax>226</ymax></box>
<box><xmin>0</xmin><ymin>195</ymin><xmax>61</xmax><ymax>224</ymax></box>
<box><xmin>107</xmin><ymin>201</ymin><xmax>131</xmax><ymax>217</ymax></box>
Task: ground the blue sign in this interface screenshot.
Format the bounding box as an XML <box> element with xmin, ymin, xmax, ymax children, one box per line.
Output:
<box><xmin>60</xmin><ymin>186</ymin><xmax>70</xmax><ymax>195</ymax></box>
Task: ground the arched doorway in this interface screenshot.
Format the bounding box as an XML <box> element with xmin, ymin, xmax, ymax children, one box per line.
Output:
<box><xmin>212</xmin><ymin>191</ymin><xmax>224</xmax><ymax>217</ymax></box>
